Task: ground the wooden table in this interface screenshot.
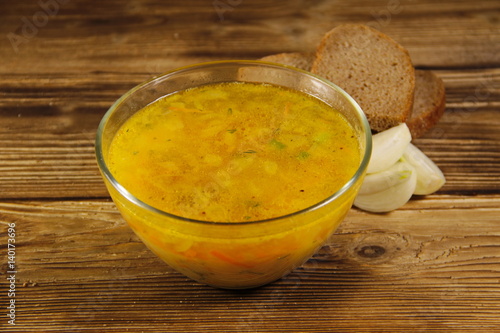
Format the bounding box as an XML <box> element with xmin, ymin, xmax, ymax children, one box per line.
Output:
<box><xmin>1</xmin><ymin>0</ymin><xmax>499</xmax><ymax>332</ymax></box>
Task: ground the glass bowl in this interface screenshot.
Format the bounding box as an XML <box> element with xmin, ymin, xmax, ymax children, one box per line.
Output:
<box><xmin>95</xmin><ymin>60</ymin><xmax>372</xmax><ymax>289</ymax></box>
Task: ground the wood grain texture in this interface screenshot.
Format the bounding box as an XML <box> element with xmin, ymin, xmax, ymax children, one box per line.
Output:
<box><xmin>0</xmin><ymin>0</ymin><xmax>499</xmax><ymax>75</ymax></box>
<box><xmin>0</xmin><ymin>0</ymin><xmax>499</xmax><ymax>331</ymax></box>
<box><xmin>0</xmin><ymin>70</ymin><xmax>498</xmax><ymax>198</ymax></box>
<box><xmin>0</xmin><ymin>72</ymin><xmax>145</xmax><ymax>199</ymax></box>
<box><xmin>0</xmin><ymin>197</ymin><xmax>499</xmax><ymax>332</ymax></box>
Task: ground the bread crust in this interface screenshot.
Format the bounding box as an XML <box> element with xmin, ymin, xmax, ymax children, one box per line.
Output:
<box><xmin>257</xmin><ymin>25</ymin><xmax>446</xmax><ymax>137</ymax></box>
<box><xmin>311</xmin><ymin>24</ymin><xmax>415</xmax><ymax>132</ymax></box>
<box><xmin>407</xmin><ymin>70</ymin><xmax>446</xmax><ymax>138</ymax></box>
<box><xmin>260</xmin><ymin>52</ymin><xmax>315</xmax><ymax>71</ymax></box>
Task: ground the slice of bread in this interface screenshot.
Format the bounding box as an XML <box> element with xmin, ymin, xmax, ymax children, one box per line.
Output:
<box><xmin>260</xmin><ymin>52</ymin><xmax>315</xmax><ymax>71</ymax></box>
<box><xmin>311</xmin><ymin>24</ymin><xmax>415</xmax><ymax>132</ymax></box>
<box><xmin>407</xmin><ymin>70</ymin><xmax>446</xmax><ymax>138</ymax></box>
<box><xmin>258</xmin><ymin>26</ymin><xmax>446</xmax><ymax>138</ymax></box>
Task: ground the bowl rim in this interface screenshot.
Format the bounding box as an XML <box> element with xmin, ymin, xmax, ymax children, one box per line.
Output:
<box><xmin>95</xmin><ymin>60</ymin><xmax>372</xmax><ymax>226</ymax></box>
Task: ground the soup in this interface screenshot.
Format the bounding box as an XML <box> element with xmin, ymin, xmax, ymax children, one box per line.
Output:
<box><xmin>102</xmin><ymin>80</ymin><xmax>364</xmax><ymax>288</ymax></box>
<box><xmin>107</xmin><ymin>82</ymin><xmax>360</xmax><ymax>222</ymax></box>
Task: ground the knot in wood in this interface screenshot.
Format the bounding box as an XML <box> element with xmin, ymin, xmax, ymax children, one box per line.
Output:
<box><xmin>357</xmin><ymin>245</ymin><xmax>386</xmax><ymax>258</ymax></box>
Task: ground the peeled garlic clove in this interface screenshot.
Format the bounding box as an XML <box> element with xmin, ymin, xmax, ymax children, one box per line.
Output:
<box><xmin>358</xmin><ymin>160</ymin><xmax>413</xmax><ymax>195</ymax></box>
<box><xmin>354</xmin><ymin>161</ymin><xmax>417</xmax><ymax>213</ymax></box>
<box><xmin>367</xmin><ymin>123</ymin><xmax>412</xmax><ymax>174</ymax></box>
<box><xmin>403</xmin><ymin>143</ymin><xmax>446</xmax><ymax>195</ymax></box>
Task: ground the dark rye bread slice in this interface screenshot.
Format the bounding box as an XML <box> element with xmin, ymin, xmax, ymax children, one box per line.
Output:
<box><xmin>311</xmin><ymin>24</ymin><xmax>415</xmax><ymax>132</ymax></box>
<box><xmin>260</xmin><ymin>52</ymin><xmax>315</xmax><ymax>71</ymax></box>
<box><xmin>259</xmin><ymin>52</ymin><xmax>445</xmax><ymax>138</ymax></box>
<box><xmin>407</xmin><ymin>70</ymin><xmax>446</xmax><ymax>138</ymax></box>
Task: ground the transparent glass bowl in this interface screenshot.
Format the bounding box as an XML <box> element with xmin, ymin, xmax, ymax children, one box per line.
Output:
<box><xmin>95</xmin><ymin>60</ymin><xmax>372</xmax><ymax>289</ymax></box>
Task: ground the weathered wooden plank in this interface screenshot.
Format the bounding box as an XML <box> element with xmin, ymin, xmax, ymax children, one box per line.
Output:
<box><xmin>0</xmin><ymin>0</ymin><xmax>499</xmax><ymax>331</ymax></box>
<box><xmin>0</xmin><ymin>0</ymin><xmax>499</xmax><ymax>75</ymax></box>
<box><xmin>0</xmin><ymin>197</ymin><xmax>498</xmax><ymax>331</ymax></box>
<box><xmin>0</xmin><ymin>69</ymin><xmax>499</xmax><ymax>198</ymax></box>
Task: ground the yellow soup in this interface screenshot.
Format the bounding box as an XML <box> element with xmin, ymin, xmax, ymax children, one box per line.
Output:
<box><xmin>108</xmin><ymin>82</ymin><xmax>360</xmax><ymax>221</ymax></box>
<box><xmin>105</xmin><ymin>81</ymin><xmax>362</xmax><ymax>288</ymax></box>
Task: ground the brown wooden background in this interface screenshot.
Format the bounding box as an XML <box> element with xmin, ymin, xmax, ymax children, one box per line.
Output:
<box><xmin>1</xmin><ymin>0</ymin><xmax>499</xmax><ymax>332</ymax></box>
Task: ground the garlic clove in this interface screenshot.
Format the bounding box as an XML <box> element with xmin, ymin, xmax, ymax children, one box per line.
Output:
<box><xmin>354</xmin><ymin>160</ymin><xmax>417</xmax><ymax>213</ymax></box>
<box><xmin>358</xmin><ymin>160</ymin><xmax>413</xmax><ymax>195</ymax></box>
<box><xmin>367</xmin><ymin>123</ymin><xmax>412</xmax><ymax>174</ymax></box>
<box><xmin>403</xmin><ymin>143</ymin><xmax>446</xmax><ymax>195</ymax></box>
